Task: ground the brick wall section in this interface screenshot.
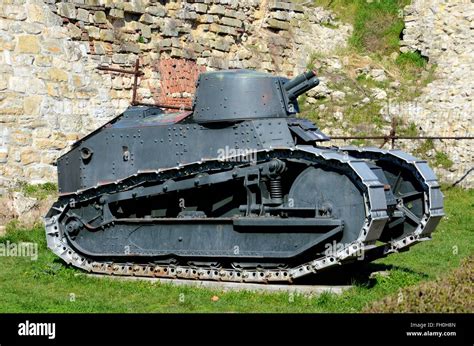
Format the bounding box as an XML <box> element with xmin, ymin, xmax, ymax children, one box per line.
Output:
<box><xmin>153</xmin><ymin>59</ymin><xmax>206</xmax><ymax>108</ymax></box>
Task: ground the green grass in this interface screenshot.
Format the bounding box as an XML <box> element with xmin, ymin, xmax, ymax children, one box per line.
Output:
<box><xmin>397</xmin><ymin>121</ymin><xmax>418</xmax><ymax>137</ymax></box>
<box><xmin>433</xmin><ymin>151</ymin><xmax>454</xmax><ymax>169</ymax></box>
<box><xmin>396</xmin><ymin>51</ymin><xmax>427</xmax><ymax>69</ymax></box>
<box><xmin>18</xmin><ymin>182</ymin><xmax>57</xmax><ymax>200</ymax></box>
<box><xmin>412</xmin><ymin>140</ymin><xmax>454</xmax><ymax>169</ymax></box>
<box><xmin>356</xmin><ymin>74</ymin><xmax>390</xmax><ymax>90</ymax></box>
<box><xmin>349</xmin><ymin>0</ymin><xmax>405</xmax><ymax>55</ymax></box>
<box><xmin>346</xmin><ymin>101</ymin><xmax>384</xmax><ymax>129</ymax></box>
<box><xmin>395</xmin><ymin>51</ymin><xmax>432</xmax><ymax>82</ymax></box>
<box><xmin>0</xmin><ymin>188</ymin><xmax>472</xmax><ymax>313</ymax></box>
<box><xmin>314</xmin><ymin>0</ymin><xmax>410</xmax><ymax>55</ymax></box>
<box><xmin>350</xmin><ymin>138</ymin><xmax>369</xmax><ymax>146</ymax></box>
<box><xmin>413</xmin><ymin>138</ymin><xmax>435</xmax><ymax>157</ymax></box>
<box><xmin>306</xmin><ymin>51</ymin><xmax>325</xmax><ymax>71</ymax></box>
<box><xmin>366</xmin><ymin>255</ymin><xmax>473</xmax><ymax>312</ymax></box>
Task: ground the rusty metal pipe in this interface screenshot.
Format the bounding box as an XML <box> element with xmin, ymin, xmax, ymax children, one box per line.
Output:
<box><xmin>97</xmin><ymin>66</ymin><xmax>143</xmax><ymax>75</ymax></box>
<box><xmin>134</xmin><ymin>101</ymin><xmax>193</xmax><ymax>111</ymax></box>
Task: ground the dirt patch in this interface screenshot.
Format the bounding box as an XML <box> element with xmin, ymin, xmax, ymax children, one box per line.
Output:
<box><xmin>0</xmin><ymin>192</ymin><xmax>55</xmax><ymax>229</ymax></box>
<box><xmin>0</xmin><ymin>196</ymin><xmax>15</xmax><ymax>226</ymax></box>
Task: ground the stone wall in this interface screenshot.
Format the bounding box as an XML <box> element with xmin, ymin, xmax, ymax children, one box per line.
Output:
<box><xmin>0</xmin><ymin>0</ymin><xmax>351</xmax><ymax>191</ymax></box>
<box><xmin>0</xmin><ymin>0</ymin><xmax>472</xmax><ymax>190</ymax></box>
<box><xmin>397</xmin><ymin>0</ymin><xmax>473</xmax><ymax>187</ymax></box>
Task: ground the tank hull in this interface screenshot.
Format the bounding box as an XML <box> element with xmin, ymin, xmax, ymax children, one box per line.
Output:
<box><xmin>45</xmin><ymin>69</ymin><xmax>444</xmax><ymax>283</ymax></box>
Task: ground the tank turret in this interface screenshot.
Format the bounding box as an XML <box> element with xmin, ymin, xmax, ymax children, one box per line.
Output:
<box><xmin>192</xmin><ymin>69</ymin><xmax>319</xmax><ymax>123</ymax></box>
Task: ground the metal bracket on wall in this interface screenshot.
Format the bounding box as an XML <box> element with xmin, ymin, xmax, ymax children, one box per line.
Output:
<box><xmin>97</xmin><ymin>58</ymin><xmax>193</xmax><ymax>111</ymax></box>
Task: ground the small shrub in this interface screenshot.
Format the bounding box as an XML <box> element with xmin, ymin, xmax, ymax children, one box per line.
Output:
<box><xmin>413</xmin><ymin>139</ymin><xmax>435</xmax><ymax>157</ymax></box>
<box><xmin>397</xmin><ymin>121</ymin><xmax>418</xmax><ymax>137</ymax></box>
<box><xmin>396</xmin><ymin>51</ymin><xmax>428</xmax><ymax>69</ymax></box>
<box><xmin>433</xmin><ymin>151</ymin><xmax>454</xmax><ymax>169</ymax></box>
<box><xmin>347</xmin><ymin>0</ymin><xmax>410</xmax><ymax>54</ymax></box>
<box><xmin>18</xmin><ymin>182</ymin><xmax>57</xmax><ymax>200</ymax></box>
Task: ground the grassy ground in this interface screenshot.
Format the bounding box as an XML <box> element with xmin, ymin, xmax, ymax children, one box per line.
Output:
<box><xmin>313</xmin><ymin>0</ymin><xmax>411</xmax><ymax>56</ymax></box>
<box><xmin>0</xmin><ymin>187</ymin><xmax>471</xmax><ymax>313</ymax></box>
<box><xmin>17</xmin><ymin>182</ymin><xmax>57</xmax><ymax>200</ymax></box>
<box><xmin>365</xmin><ymin>255</ymin><xmax>473</xmax><ymax>312</ymax></box>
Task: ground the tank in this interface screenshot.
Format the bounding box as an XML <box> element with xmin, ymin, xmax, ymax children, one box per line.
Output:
<box><xmin>44</xmin><ymin>69</ymin><xmax>444</xmax><ymax>283</ymax></box>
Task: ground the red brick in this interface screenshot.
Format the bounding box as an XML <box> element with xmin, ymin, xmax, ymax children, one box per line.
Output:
<box><xmin>147</xmin><ymin>58</ymin><xmax>206</xmax><ymax>108</ymax></box>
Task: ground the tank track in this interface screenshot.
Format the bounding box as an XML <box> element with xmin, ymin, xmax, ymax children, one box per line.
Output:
<box><xmin>340</xmin><ymin>147</ymin><xmax>444</xmax><ymax>261</ymax></box>
<box><xmin>45</xmin><ymin>146</ymin><xmax>442</xmax><ymax>283</ymax></box>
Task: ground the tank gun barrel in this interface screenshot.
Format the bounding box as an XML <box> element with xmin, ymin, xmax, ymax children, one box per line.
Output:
<box><xmin>284</xmin><ymin>70</ymin><xmax>319</xmax><ymax>100</ymax></box>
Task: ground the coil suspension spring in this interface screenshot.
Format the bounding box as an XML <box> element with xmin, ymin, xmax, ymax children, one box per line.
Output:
<box><xmin>269</xmin><ymin>176</ymin><xmax>283</xmax><ymax>203</ymax></box>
